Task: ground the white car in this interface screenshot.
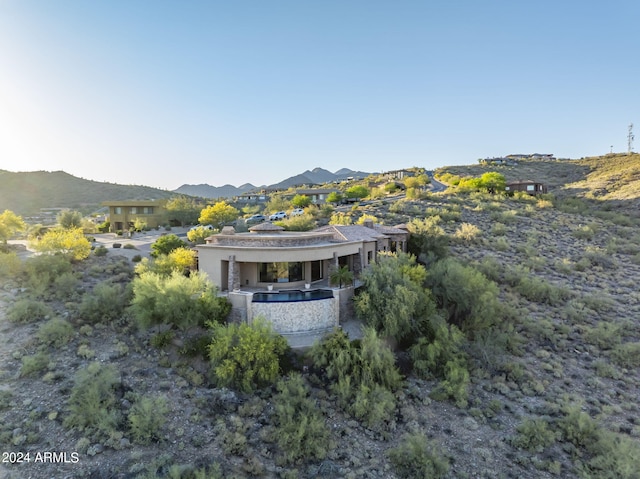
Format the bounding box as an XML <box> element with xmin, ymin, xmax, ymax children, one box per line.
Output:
<box><xmin>269</xmin><ymin>211</ymin><xmax>287</xmax><ymax>221</ymax></box>
<box><xmin>291</xmin><ymin>208</ymin><xmax>305</xmax><ymax>216</ymax></box>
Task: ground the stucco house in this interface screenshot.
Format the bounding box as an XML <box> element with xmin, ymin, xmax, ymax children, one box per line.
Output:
<box><xmin>195</xmin><ymin>220</ymin><xmax>408</xmax><ymax>337</ymax></box>
<box><xmin>102</xmin><ymin>200</ymin><xmax>167</xmax><ymax>232</ymax></box>
<box><xmin>505</xmin><ymin>180</ymin><xmax>548</xmax><ymax>195</ymax></box>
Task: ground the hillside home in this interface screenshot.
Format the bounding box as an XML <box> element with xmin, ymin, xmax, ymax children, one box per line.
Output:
<box><xmin>196</xmin><ymin>220</ymin><xmax>408</xmax><ymax>335</ymax></box>
<box><xmin>102</xmin><ymin>200</ymin><xmax>166</xmax><ymax>232</ymax></box>
<box><xmin>505</xmin><ymin>180</ymin><xmax>548</xmax><ymax>195</ymax></box>
<box><xmin>293</xmin><ymin>188</ymin><xmax>340</xmax><ymax>205</ymax></box>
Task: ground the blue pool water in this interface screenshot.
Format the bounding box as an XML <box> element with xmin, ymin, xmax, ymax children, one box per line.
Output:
<box><xmin>252</xmin><ymin>289</ymin><xmax>334</xmax><ymax>302</ymax></box>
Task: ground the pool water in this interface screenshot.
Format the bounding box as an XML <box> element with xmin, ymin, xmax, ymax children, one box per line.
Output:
<box><xmin>252</xmin><ymin>289</ymin><xmax>334</xmax><ymax>302</ymax></box>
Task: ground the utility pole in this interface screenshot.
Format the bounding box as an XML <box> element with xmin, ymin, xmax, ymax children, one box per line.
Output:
<box><xmin>629</xmin><ymin>123</ymin><xmax>635</xmax><ymax>154</ymax></box>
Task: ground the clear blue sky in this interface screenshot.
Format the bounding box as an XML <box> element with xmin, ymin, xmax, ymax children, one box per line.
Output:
<box><xmin>1</xmin><ymin>1</ymin><xmax>638</xmax><ymax>190</ymax></box>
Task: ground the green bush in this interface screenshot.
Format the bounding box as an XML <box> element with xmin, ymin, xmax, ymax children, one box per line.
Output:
<box><xmin>426</xmin><ymin>257</ymin><xmax>502</xmax><ymax>336</ymax></box>
<box><xmin>453</xmin><ymin>222</ymin><xmax>481</xmax><ymax>242</ymax></box>
<box><xmin>64</xmin><ymin>362</ymin><xmax>121</xmax><ymax>437</ymax></box>
<box><xmin>410</xmin><ymin>317</ymin><xmax>470</xmax><ymax>407</ymax></box>
<box><xmin>150</xmin><ymin>330</ymin><xmax>174</xmax><ymax>349</ymax></box>
<box><xmin>512</xmin><ymin>418</ymin><xmax>557</xmax><ymax>452</ymax></box>
<box><xmin>407</xmin><ymin>217</ymin><xmax>449</xmax><ymax>265</ymax></box>
<box><xmin>151</xmin><ymin>234</ymin><xmax>187</xmax><ymax>258</ymax></box>
<box><xmin>7</xmin><ymin>298</ymin><xmax>53</xmax><ymax>323</ymax></box>
<box><xmin>78</xmin><ymin>281</ymin><xmax>131</xmax><ymax>324</ymax></box>
<box><xmin>20</xmin><ymin>352</ymin><xmax>50</xmax><ymax>377</ymax></box>
<box><xmin>309</xmin><ymin>328</ymin><xmax>402</xmax><ymax>428</ymax></box>
<box><xmin>515</xmin><ymin>276</ymin><xmax>572</xmax><ymax>305</ymax></box>
<box><xmin>130</xmin><ymin>271</ymin><xmax>230</xmax><ymax>330</ymax></box>
<box><xmin>610</xmin><ymin>342</ymin><xmax>640</xmax><ymax>368</ymax></box>
<box><xmin>270</xmin><ymin>374</ymin><xmax>333</xmax><ymax>464</ymax></box>
<box><xmin>208</xmin><ymin>317</ymin><xmax>289</xmax><ymax>392</ymax></box>
<box><xmin>128</xmin><ymin>396</ymin><xmax>169</xmax><ymax>445</ymax></box>
<box><xmin>37</xmin><ymin>318</ymin><xmax>74</xmax><ymax>347</ymax></box>
<box><xmin>0</xmin><ymin>252</ymin><xmax>21</xmax><ymax>279</ymax></box>
<box><xmin>355</xmin><ymin>252</ymin><xmax>435</xmax><ymax>341</ymax></box>
<box><xmin>93</xmin><ymin>245</ymin><xmax>108</xmax><ymax>256</ymax></box>
<box><xmin>387</xmin><ymin>433</ymin><xmax>449</xmax><ymax>479</ymax></box>
<box><xmin>22</xmin><ymin>254</ymin><xmax>72</xmax><ymax>296</ymax></box>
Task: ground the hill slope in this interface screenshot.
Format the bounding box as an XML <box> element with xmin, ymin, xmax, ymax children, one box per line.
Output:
<box><xmin>0</xmin><ymin>170</ymin><xmax>174</xmax><ymax>215</ymax></box>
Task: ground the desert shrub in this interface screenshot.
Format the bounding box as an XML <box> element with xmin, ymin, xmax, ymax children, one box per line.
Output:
<box><xmin>555</xmin><ymin>197</ymin><xmax>589</xmax><ymax>214</ymax></box>
<box><xmin>355</xmin><ymin>252</ymin><xmax>436</xmax><ymax>342</ymax></box>
<box><xmin>512</xmin><ymin>418</ymin><xmax>557</xmax><ymax>452</ymax></box>
<box><xmin>150</xmin><ymin>330</ymin><xmax>174</xmax><ymax>349</ymax></box>
<box><xmin>472</xmin><ymin>256</ymin><xmax>503</xmax><ymax>283</ymax></box>
<box><xmin>410</xmin><ymin>316</ymin><xmax>470</xmax><ymax>407</ymax></box>
<box><xmin>136</xmin><ymin>247</ymin><xmax>196</xmax><ymax>276</ymax></box>
<box><xmin>37</xmin><ymin>318</ymin><xmax>74</xmax><ymax>347</ymax></box>
<box><xmin>64</xmin><ymin>362</ymin><xmax>121</xmax><ymax>437</ymax></box>
<box><xmin>270</xmin><ymin>374</ymin><xmax>333</xmax><ymax>464</ymax></box>
<box><xmin>580</xmin><ymin>429</ymin><xmax>640</xmax><ymax>479</ymax></box>
<box><xmin>572</xmin><ymin>224</ymin><xmax>596</xmax><ymax>240</ymax></box>
<box><xmin>150</xmin><ymin>234</ymin><xmax>188</xmax><ymax>258</ymax></box>
<box><xmin>123</xmin><ymin>243</ymin><xmax>137</xmax><ymax>249</ymax></box>
<box><xmin>453</xmin><ymin>222</ymin><xmax>481</xmax><ymax>242</ymax></box>
<box><xmin>130</xmin><ymin>271</ymin><xmax>230</xmax><ymax>330</ymax></box>
<box><xmin>277</xmin><ymin>215</ymin><xmax>316</xmax><ymax>231</ymax></box>
<box><xmin>491</xmin><ymin>222</ymin><xmax>507</xmax><ymax>236</ymax></box>
<box><xmin>584</xmin><ymin>246</ymin><xmax>617</xmax><ymax>269</ymax></box>
<box><xmin>387</xmin><ymin>433</ymin><xmax>449</xmax><ymax>479</ymax></box>
<box><xmin>20</xmin><ymin>352</ymin><xmax>50</xmax><ymax>377</ymax></box>
<box><xmin>558</xmin><ymin>404</ymin><xmax>600</xmax><ymax>448</ymax></box>
<box><xmin>52</xmin><ymin>271</ymin><xmax>80</xmax><ymax>300</ymax></box>
<box><xmin>208</xmin><ymin>317</ymin><xmax>289</xmax><ymax>392</ymax></box>
<box><xmin>583</xmin><ymin>321</ymin><xmax>625</xmax><ymax>350</ymax></box>
<box><xmin>610</xmin><ymin>342</ymin><xmax>640</xmax><ymax>368</ymax></box>
<box><xmin>0</xmin><ymin>252</ymin><xmax>21</xmax><ymax>279</ymax></box>
<box><xmin>128</xmin><ymin>396</ymin><xmax>169</xmax><ymax>445</ymax></box>
<box><xmin>7</xmin><ymin>298</ymin><xmax>53</xmax><ymax>323</ymax></box>
<box><xmin>30</xmin><ymin>227</ymin><xmax>91</xmax><ymax>260</ymax></box>
<box><xmin>426</xmin><ymin>257</ymin><xmax>502</xmax><ymax>336</ymax></box>
<box><xmin>78</xmin><ymin>281</ymin><xmax>131</xmax><ymax>324</ymax></box>
<box><xmin>309</xmin><ymin>328</ymin><xmax>401</xmax><ymax>428</ymax></box>
<box><xmin>515</xmin><ymin>276</ymin><xmax>572</xmax><ymax>305</ymax></box>
<box><xmin>93</xmin><ymin>245</ymin><xmax>108</xmax><ymax>256</ymax></box>
<box><xmin>407</xmin><ymin>217</ymin><xmax>449</xmax><ymax>265</ymax></box>
<box><xmin>22</xmin><ymin>254</ymin><xmax>72</xmax><ymax>294</ymax></box>
<box><xmin>131</xmin><ymin>254</ymin><xmax>143</xmax><ymax>263</ymax></box>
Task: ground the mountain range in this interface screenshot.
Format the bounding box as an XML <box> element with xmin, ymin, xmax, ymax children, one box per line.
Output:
<box><xmin>0</xmin><ymin>167</ymin><xmax>373</xmax><ymax>215</ymax></box>
<box><xmin>173</xmin><ymin>167</ymin><xmax>372</xmax><ymax>198</ymax></box>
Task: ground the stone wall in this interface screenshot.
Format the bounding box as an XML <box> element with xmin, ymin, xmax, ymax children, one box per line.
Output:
<box><xmin>249</xmin><ymin>294</ymin><xmax>339</xmax><ymax>334</ymax></box>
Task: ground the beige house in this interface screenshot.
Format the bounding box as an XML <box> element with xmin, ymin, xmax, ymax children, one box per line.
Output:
<box><xmin>195</xmin><ymin>220</ymin><xmax>408</xmax><ymax>335</ymax></box>
<box><xmin>196</xmin><ymin>220</ymin><xmax>407</xmax><ymax>292</ymax></box>
<box><xmin>102</xmin><ymin>200</ymin><xmax>167</xmax><ymax>232</ymax></box>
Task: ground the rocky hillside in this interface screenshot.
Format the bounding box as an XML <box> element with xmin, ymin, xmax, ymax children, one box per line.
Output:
<box><xmin>1</xmin><ymin>156</ymin><xmax>639</xmax><ymax>478</ymax></box>
<box><xmin>0</xmin><ymin>170</ymin><xmax>174</xmax><ymax>216</ymax></box>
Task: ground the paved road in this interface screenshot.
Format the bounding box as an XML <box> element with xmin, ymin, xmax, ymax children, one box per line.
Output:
<box><xmin>426</xmin><ymin>172</ymin><xmax>448</xmax><ymax>192</ymax></box>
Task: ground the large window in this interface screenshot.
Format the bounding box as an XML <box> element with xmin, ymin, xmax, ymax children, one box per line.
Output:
<box><xmin>311</xmin><ymin>260</ymin><xmax>322</xmax><ymax>281</ymax></box>
<box><xmin>142</xmin><ymin>206</ymin><xmax>154</xmax><ymax>214</ymax></box>
<box><xmin>114</xmin><ymin>207</ymin><xmax>122</xmax><ymax>215</ymax></box>
<box><xmin>259</xmin><ymin>262</ymin><xmax>304</xmax><ymax>283</ymax></box>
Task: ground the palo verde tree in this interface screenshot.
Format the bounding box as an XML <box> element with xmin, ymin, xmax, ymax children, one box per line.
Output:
<box><xmin>354</xmin><ymin>252</ymin><xmax>437</xmax><ymax>342</ymax></box>
<box><xmin>198</xmin><ymin>201</ymin><xmax>239</xmax><ymax>230</ymax></box>
<box><xmin>30</xmin><ymin>227</ymin><xmax>91</xmax><ymax>261</ymax></box>
<box><xmin>0</xmin><ymin>210</ymin><xmax>26</xmax><ymax>246</ymax></box>
<box><xmin>208</xmin><ymin>317</ymin><xmax>289</xmax><ymax>393</ymax></box>
<box><xmin>291</xmin><ymin>194</ymin><xmax>311</xmax><ymax>209</ymax></box>
<box><xmin>150</xmin><ymin>234</ymin><xmax>187</xmax><ymax>258</ymax></box>
<box><xmin>165</xmin><ymin>196</ymin><xmax>200</xmax><ymax>226</ymax></box>
<box><xmin>57</xmin><ymin>210</ymin><xmax>83</xmax><ymax>229</ymax></box>
<box><xmin>345</xmin><ymin>185</ymin><xmax>369</xmax><ymax>200</ymax></box>
<box><xmin>326</xmin><ymin>191</ymin><xmax>343</xmax><ymax>205</ymax></box>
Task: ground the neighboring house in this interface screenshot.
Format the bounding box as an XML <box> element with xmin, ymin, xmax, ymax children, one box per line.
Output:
<box><xmin>505</xmin><ymin>180</ymin><xmax>548</xmax><ymax>195</ymax></box>
<box><xmin>102</xmin><ymin>200</ymin><xmax>167</xmax><ymax>232</ymax></box>
<box><xmin>195</xmin><ymin>220</ymin><xmax>409</xmax><ymax>336</ymax></box>
<box><xmin>294</xmin><ymin>188</ymin><xmax>340</xmax><ymax>205</ymax></box>
<box><xmin>235</xmin><ymin>191</ymin><xmax>270</xmax><ymax>204</ymax></box>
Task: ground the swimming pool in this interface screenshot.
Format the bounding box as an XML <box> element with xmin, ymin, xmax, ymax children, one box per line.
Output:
<box><xmin>252</xmin><ymin>289</ymin><xmax>334</xmax><ymax>302</ymax></box>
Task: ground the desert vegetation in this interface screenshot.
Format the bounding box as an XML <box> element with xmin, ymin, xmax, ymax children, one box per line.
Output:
<box><xmin>1</xmin><ymin>156</ymin><xmax>640</xmax><ymax>478</ymax></box>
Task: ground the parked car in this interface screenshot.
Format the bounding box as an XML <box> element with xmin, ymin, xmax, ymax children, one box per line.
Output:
<box><xmin>246</xmin><ymin>214</ymin><xmax>266</xmax><ymax>224</ymax></box>
<box><xmin>269</xmin><ymin>211</ymin><xmax>287</xmax><ymax>221</ymax></box>
<box><xmin>291</xmin><ymin>208</ymin><xmax>305</xmax><ymax>216</ymax></box>
<box><xmin>190</xmin><ymin>224</ymin><xmax>214</xmax><ymax>231</ymax></box>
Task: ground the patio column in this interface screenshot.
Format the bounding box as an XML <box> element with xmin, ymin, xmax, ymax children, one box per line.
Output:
<box><xmin>228</xmin><ymin>255</ymin><xmax>240</xmax><ymax>291</ymax></box>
